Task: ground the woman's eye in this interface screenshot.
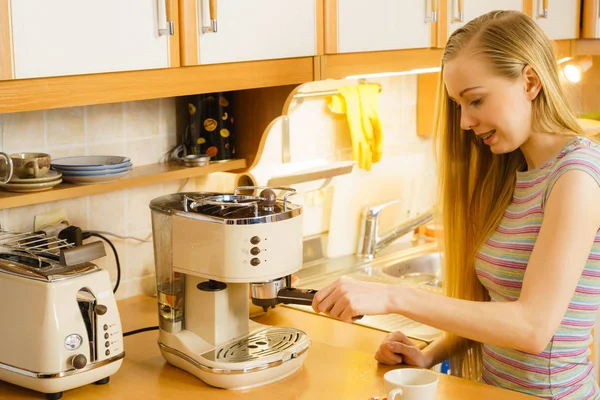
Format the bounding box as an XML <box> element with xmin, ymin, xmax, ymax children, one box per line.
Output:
<box><xmin>469</xmin><ymin>98</ymin><xmax>483</xmax><ymax>107</ymax></box>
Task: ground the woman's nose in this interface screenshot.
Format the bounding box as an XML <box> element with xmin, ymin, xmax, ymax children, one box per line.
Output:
<box><xmin>460</xmin><ymin>110</ymin><xmax>478</xmax><ymax>131</ymax></box>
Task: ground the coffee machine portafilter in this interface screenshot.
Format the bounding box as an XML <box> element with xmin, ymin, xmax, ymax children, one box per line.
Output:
<box><xmin>150</xmin><ymin>187</ymin><xmax>315</xmax><ymax>390</ymax></box>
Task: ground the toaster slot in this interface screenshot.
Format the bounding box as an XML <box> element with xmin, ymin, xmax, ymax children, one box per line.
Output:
<box><xmin>77</xmin><ymin>289</ymin><xmax>97</xmax><ymax>362</ymax></box>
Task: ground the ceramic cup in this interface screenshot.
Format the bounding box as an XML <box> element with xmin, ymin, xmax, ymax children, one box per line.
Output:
<box><xmin>0</xmin><ymin>152</ymin><xmax>13</xmax><ymax>184</ymax></box>
<box><xmin>10</xmin><ymin>152</ymin><xmax>51</xmax><ymax>179</ymax></box>
<box><xmin>384</xmin><ymin>368</ymin><xmax>439</xmax><ymax>400</ymax></box>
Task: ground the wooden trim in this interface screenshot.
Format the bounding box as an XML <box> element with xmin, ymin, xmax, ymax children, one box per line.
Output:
<box><xmin>231</xmin><ymin>85</ymin><xmax>297</xmax><ymax>172</ymax></box>
<box><xmin>324</xmin><ymin>0</ymin><xmax>338</xmax><ymax>54</ymax></box>
<box><xmin>321</xmin><ymin>48</ymin><xmax>443</xmax><ymax>79</ymax></box>
<box><xmin>0</xmin><ymin>0</ymin><xmax>13</xmax><ymax>80</ymax></box>
<box><xmin>437</xmin><ymin>0</ymin><xmax>448</xmax><ymax>48</ymax></box>
<box><xmin>167</xmin><ymin>0</ymin><xmax>181</xmax><ymax>68</ymax></box>
<box><xmin>0</xmin><ymin>57</ymin><xmax>314</xmax><ymax>114</ymax></box>
<box><xmin>554</xmin><ymin>39</ymin><xmax>572</xmax><ymax>59</ymax></box>
<box><xmin>179</xmin><ymin>0</ymin><xmax>199</xmax><ymax>66</ymax></box>
<box><xmin>0</xmin><ymin>159</ymin><xmax>246</xmax><ymax>210</ymax></box>
<box><xmin>313</xmin><ymin>56</ymin><xmax>322</xmax><ymax>81</ymax></box>
<box><xmin>582</xmin><ymin>0</ymin><xmax>599</xmax><ymax>38</ymax></box>
<box><xmin>575</xmin><ymin>0</ymin><xmax>581</xmax><ymax>39</ymax></box>
<box><xmin>417</xmin><ymin>72</ymin><xmax>439</xmax><ymax>137</ymax></box>
<box><xmin>572</xmin><ymin>38</ymin><xmax>600</xmax><ymax>55</ymax></box>
<box><xmin>522</xmin><ymin>0</ymin><xmax>533</xmax><ymax>17</ymax></box>
<box><xmin>315</xmin><ymin>0</ymin><xmax>324</xmax><ymax>55</ymax></box>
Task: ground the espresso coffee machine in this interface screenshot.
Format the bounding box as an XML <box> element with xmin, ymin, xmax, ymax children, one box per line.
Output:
<box><xmin>149</xmin><ymin>187</ymin><xmax>316</xmax><ymax>390</ymax></box>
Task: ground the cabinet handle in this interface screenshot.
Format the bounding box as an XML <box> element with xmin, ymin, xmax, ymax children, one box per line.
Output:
<box><xmin>453</xmin><ymin>0</ymin><xmax>465</xmax><ymax>23</ymax></box>
<box><xmin>202</xmin><ymin>0</ymin><xmax>218</xmax><ymax>33</ymax></box>
<box><xmin>157</xmin><ymin>0</ymin><xmax>174</xmax><ymax>36</ymax></box>
<box><xmin>425</xmin><ymin>0</ymin><xmax>439</xmax><ymax>23</ymax></box>
<box><xmin>538</xmin><ymin>0</ymin><xmax>548</xmax><ymax>18</ymax></box>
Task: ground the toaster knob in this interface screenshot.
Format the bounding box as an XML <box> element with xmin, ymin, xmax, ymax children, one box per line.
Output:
<box><xmin>72</xmin><ymin>354</ymin><xmax>87</xmax><ymax>370</ymax></box>
<box><xmin>94</xmin><ymin>304</ymin><xmax>108</xmax><ymax>315</ymax></box>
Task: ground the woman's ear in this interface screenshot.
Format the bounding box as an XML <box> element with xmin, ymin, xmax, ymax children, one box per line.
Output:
<box><xmin>522</xmin><ymin>65</ymin><xmax>542</xmax><ymax>101</ymax></box>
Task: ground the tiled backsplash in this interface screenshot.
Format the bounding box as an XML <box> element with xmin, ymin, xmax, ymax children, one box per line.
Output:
<box><xmin>0</xmin><ymin>75</ymin><xmax>436</xmax><ymax>300</ymax></box>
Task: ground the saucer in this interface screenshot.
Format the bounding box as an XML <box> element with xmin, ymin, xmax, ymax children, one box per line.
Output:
<box><xmin>0</xmin><ymin>178</ymin><xmax>62</xmax><ymax>192</ymax></box>
<box><xmin>9</xmin><ymin>170</ymin><xmax>62</xmax><ymax>184</ymax></box>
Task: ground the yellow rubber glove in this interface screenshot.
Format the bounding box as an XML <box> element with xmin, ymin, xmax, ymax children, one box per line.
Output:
<box><xmin>329</xmin><ymin>86</ymin><xmax>371</xmax><ymax>170</ymax></box>
<box><xmin>328</xmin><ymin>84</ymin><xmax>383</xmax><ymax>170</ymax></box>
<box><xmin>359</xmin><ymin>84</ymin><xmax>384</xmax><ymax>163</ymax></box>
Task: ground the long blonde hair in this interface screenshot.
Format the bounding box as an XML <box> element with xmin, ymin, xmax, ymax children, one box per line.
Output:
<box><xmin>434</xmin><ymin>10</ymin><xmax>583</xmax><ymax>380</ymax></box>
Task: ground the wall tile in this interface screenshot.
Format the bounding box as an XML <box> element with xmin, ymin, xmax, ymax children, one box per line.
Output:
<box><xmin>86</xmin><ymin>103</ymin><xmax>123</xmax><ymax>143</ymax></box>
<box><xmin>123</xmin><ymin>100</ymin><xmax>160</xmax><ymax>139</ymax></box>
<box><xmin>126</xmin><ymin>186</ymin><xmax>158</xmax><ymax>233</ymax></box>
<box><xmin>46</xmin><ymin>107</ymin><xmax>85</xmax><ymax>146</ymax></box>
<box><xmin>126</xmin><ymin>240</ymin><xmax>156</xmax><ymax>280</ymax></box>
<box><xmin>1</xmin><ymin>110</ymin><xmax>45</xmax><ymax>154</ymax></box>
<box><xmin>88</xmin><ymin>191</ymin><xmax>126</xmax><ymax>233</ymax></box>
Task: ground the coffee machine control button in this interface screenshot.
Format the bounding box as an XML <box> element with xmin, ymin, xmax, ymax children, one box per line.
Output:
<box><xmin>94</xmin><ymin>304</ymin><xmax>108</xmax><ymax>315</ymax></box>
<box><xmin>250</xmin><ymin>236</ymin><xmax>261</xmax><ymax>245</ymax></box>
<box><xmin>250</xmin><ymin>258</ymin><xmax>261</xmax><ymax>266</ymax></box>
<box><xmin>250</xmin><ymin>247</ymin><xmax>261</xmax><ymax>255</ymax></box>
<box><xmin>72</xmin><ymin>354</ymin><xmax>87</xmax><ymax>370</ymax></box>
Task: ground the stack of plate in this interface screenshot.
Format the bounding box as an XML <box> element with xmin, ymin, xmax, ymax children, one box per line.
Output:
<box><xmin>51</xmin><ymin>156</ymin><xmax>133</xmax><ymax>184</ymax></box>
<box><xmin>0</xmin><ymin>170</ymin><xmax>63</xmax><ymax>192</ymax></box>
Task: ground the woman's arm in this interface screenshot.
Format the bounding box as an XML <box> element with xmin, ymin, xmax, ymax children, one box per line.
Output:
<box><xmin>313</xmin><ymin>169</ymin><xmax>600</xmax><ymax>354</ymax></box>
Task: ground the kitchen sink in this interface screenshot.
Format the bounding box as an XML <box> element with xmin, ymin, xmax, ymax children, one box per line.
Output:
<box><xmin>288</xmin><ymin>242</ymin><xmax>444</xmax><ymax>343</ymax></box>
<box><xmin>380</xmin><ymin>251</ymin><xmax>442</xmax><ymax>287</ymax></box>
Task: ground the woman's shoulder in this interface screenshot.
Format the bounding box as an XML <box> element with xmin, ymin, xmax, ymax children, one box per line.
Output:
<box><xmin>555</xmin><ymin>135</ymin><xmax>600</xmax><ymax>166</ymax></box>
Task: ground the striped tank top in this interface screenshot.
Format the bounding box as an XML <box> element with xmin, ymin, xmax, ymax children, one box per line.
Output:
<box><xmin>475</xmin><ymin>136</ymin><xmax>600</xmax><ymax>399</ymax></box>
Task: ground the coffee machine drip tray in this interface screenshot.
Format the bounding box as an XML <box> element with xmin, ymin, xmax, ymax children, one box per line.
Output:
<box><xmin>200</xmin><ymin>327</ymin><xmax>309</xmax><ymax>366</ymax></box>
<box><xmin>159</xmin><ymin>326</ymin><xmax>310</xmax><ymax>385</ymax></box>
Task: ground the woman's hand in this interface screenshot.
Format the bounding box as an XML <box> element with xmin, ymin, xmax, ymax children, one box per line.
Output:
<box><xmin>375</xmin><ymin>330</ymin><xmax>429</xmax><ymax>368</ymax></box>
<box><xmin>311</xmin><ymin>277</ymin><xmax>394</xmax><ymax>322</ymax></box>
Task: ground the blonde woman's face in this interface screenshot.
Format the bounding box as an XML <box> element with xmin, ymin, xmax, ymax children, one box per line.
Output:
<box><xmin>443</xmin><ymin>55</ymin><xmax>534</xmax><ymax>154</ymax></box>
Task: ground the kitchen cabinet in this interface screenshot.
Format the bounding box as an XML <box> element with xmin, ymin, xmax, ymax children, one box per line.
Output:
<box><xmin>583</xmin><ymin>0</ymin><xmax>600</xmax><ymax>38</ymax></box>
<box><xmin>0</xmin><ymin>0</ymin><xmax>179</xmax><ymax>81</ymax></box>
<box><xmin>179</xmin><ymin>0</ymin><xmax>317</xmax><ymax>66</ymax></box>
<box><xmin>444</xmin><ymin>0</ymin><xmax>523</xmax><ymax>43</ymax></box>
<box><xmin>527</xmin><ymin>0</ymin><xmax>580</xmax><ymax>40</ymax></box>
<box><xmin>324</xmin><ymin>0</ymin><xmax>438</xmax><ymax>53</ymax></box>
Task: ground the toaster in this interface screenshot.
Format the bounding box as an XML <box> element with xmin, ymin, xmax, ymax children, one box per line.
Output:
<box><xmin>0</xmin><ymin>234</ymin><xmax>124</xmax><ymax>400</ymax></box>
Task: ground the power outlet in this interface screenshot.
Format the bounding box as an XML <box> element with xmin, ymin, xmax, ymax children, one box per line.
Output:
<box><xmin>34</xmin><ymin>209</ymin><xmax>70</xmax><ymax>232</ymax></box>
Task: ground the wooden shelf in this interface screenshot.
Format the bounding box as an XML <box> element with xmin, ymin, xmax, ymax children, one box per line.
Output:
<box><xmin>0</xmin><ymin>159</ymin><xmax>246</xmax><ymax>209</ymax></box>
<box><xmin>0</xmin><ymin>57</ymin><xmax>315</xmax><ymax>114</ymax></box>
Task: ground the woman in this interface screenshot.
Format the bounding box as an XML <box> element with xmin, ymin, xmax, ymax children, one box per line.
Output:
<box><xmin>312</xmin><ymin>10</ymin><xmax>600</xmax><ymax>399</ymax></box>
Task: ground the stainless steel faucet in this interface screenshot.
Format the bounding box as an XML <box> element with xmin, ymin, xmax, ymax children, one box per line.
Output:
<box><xmin>358</xmin><ymin>200</ymin><xmax>435</xmax><ymax>260</ymax></box>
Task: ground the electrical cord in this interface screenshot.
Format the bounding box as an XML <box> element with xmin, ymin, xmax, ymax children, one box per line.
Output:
<box><xmin>88</xmin><ymin>232</ymin><xmax>121</xmax><ymax>294</ymax></box>
<box><xmin>86</xmin><ymin>230</ymin><xmax>153</xmax><ymax>243</ymax></box>
<box><xmin>123</xmin><ymin>326</ymin><xmax>159</xmax><ymax>337</ymax></box>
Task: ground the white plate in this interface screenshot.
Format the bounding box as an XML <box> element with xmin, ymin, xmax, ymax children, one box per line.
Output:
<box><xmin>0</xmin><ymin>178</ymin><xmax>62</xmax><ymax>192</ymax></box>
<box><xmin>52</xmin><ymin>156</ymin><xmax>131</xmax><ymax>170</ymax></box>
<box><xmin>55</xmin><ymin>165</ymin><xmax>132</xmax><ymax>176</ymax></box>
<box><xmin>9</xmin><ymin>170</ymin><xmax>62</xmax><ymax>183</ymax></box>
<box><xmin>61</xmin><ymin>170</ymin><xmax>131</xmax><ymax>184</ymax></box>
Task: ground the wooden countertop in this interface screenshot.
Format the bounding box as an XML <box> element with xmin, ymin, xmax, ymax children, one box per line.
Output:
<box><xmin>0</xmin><ymin>296</ymin><xmax>535</xmax><ymax>400</ymax></box>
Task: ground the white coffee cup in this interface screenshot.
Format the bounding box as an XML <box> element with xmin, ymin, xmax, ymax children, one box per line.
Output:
<box><xmin>384</xmin><ymin>368</ymin><xmax>439</xmax><ymax>400</ymax></box>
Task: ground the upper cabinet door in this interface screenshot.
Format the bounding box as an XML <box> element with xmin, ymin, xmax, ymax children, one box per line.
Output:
<box><xmin>446</xmin><ymin>0</ymin><xmax>523</xmax><ymax>40</ymax></box>
<box><xmin>180</xmin><ymin>0</ymin><xmax>317</xmax><ymax>66</ymax></box>
<box><xmin>530</xmin><ymin>0</ymin><xmax>579</xmax><ymax>40</ymax></box>
<box><xmin>4</xmin><ymin>0</ymin><xmax>176</xmax><ymax>80</ymax></box>
<box><xmin>326</xmin><ymin>0</ymin><xmax>436</xmax><ymax>54</ymax></box>
<box><xmin>582</xmin><ymin>0</ymin><xmax>600</xmax><ymax>38</ymax></box>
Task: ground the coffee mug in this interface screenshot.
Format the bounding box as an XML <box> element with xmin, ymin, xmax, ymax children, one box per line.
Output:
<box><xmin>384</xmin><ymin>368</ymin><xmax>439</xmax><ymax>400</ymax></box>
<box><xmin>10</xmin><ymin>152</ymin><xmax>51</xmax><ymax>179</ymax></box>
<box><xmin>0</xmin><ymin>152</ymin><xmax>14</xmax><ymax>184</ymax></box>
